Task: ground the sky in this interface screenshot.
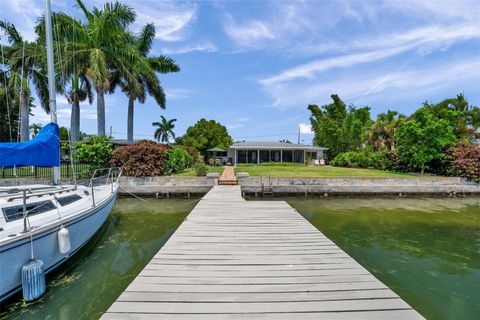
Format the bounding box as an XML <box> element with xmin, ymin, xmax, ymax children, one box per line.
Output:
<box><xmin>1</xmin><ymin>0</ymin><xmax>479</xmax><ymax>144</ymax></box>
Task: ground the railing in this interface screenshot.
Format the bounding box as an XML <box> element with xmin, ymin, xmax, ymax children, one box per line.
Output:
<box><xmin>0</xmin><ymin>161</ymin><xmax>93</xmax><ymax>179</ymax></box>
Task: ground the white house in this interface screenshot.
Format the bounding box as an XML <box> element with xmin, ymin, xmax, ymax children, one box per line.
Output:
<box><xmin>226</xmin><ymin>141</ymin><xmax>328</xmax><ymax>166</ymax></box>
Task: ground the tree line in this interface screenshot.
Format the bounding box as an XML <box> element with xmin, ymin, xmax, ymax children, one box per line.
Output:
<box><xmin>0</xmin><ymin>0</ymin><xmax>179</xmax><ymax>144</ymax></box>
<box><xmin>309</xmin><ymin>94</ymin><xmax>480</xmax><ymax>176</ymax></box>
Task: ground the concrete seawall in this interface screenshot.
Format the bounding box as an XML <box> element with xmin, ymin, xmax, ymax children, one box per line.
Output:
<box><xmin>2</xmin><ymin>176</ymin><xmax>479</xmax><ymax>196</ymax></box>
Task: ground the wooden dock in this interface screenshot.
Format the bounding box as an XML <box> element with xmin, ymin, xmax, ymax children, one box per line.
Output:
<box><xmin>102</xmin><ymin>185</ymin><xmax>423</xmax><ymax>319</ymax></box>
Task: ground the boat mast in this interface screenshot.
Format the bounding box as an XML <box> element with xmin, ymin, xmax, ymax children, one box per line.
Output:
<box><xmin>45</xmin><ymin>0</ymin><xmax>60</xmax><ymax>184</ymax></box>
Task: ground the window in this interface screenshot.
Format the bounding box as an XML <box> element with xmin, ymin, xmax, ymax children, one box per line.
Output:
<box><xmin>237</xmin><ymin>150</ymin><xmax>247</xmax><ymax>163</ymax></box>
<box><xmin>57</xmin><ymin>194</ymin><xmax>82</xmax><ymax>206</ymax></box>
<box><xmin>3</xmin><ymin>200</ymin><xmax>56</xmax><ymax>222</ymax></box>
<box><xmin>282</xmin><ymin>150</ymin><xmax>293</xmax><ymax>162</ymax></box>
<box><xmin>294</xmin><ymin>150</ymin><xmax>304</xmax><ymax>163</ymax></box>
<box><xmin>259</xmin><ymin>150</ymin><xmax>270</xmax><ymax>163</ymax></box>
<box><xmin>247</xmin><ymin>150</ymin><xmax>258</xmax><ymax>163</ymax></box>
<box><xmin>271</xmin><ymin>150</ymin><xmax>281</xmax><ymax>162</ymax></box>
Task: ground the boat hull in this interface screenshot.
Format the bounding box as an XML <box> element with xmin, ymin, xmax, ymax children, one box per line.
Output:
<box><xmin>0</xmin><ymin>192</ymin><xmax>117</xmax><ymax>303</ymax></box>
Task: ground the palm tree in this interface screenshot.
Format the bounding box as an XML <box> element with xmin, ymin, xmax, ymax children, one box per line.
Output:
<box><xmin>0</xmin><ymin>21</ymin><xmax>49</xmax><ymax>141</ymax></box>
<box><xmin>43</xmin><ymin>0</ymin><xmax>150</xmax><ymax>136</ymax></box>
<box><xmin>366</xmin><ymin>110</ymin><xmax>404</xmax><ymax>151</ymax></box>
<box><xmin>110</xmin><ymin>24</ymin><xmax>180</xmax><ymax>144</ymax></box>
<box><xmin>153</xmin><ymin>116</ymin><xmax>176</xmax><ymax>144</ymax></box>
<box><xmin>30</xmin><ymin>123</ymin><xmax>42</xmax><ymax>138</ymax></box>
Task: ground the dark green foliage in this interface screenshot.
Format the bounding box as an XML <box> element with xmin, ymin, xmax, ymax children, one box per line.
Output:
<box><xmin>165</xmin><ymin>147</ymin><xmax>193</xmax><ymax>174</ymax></box>
<box><xmin>308</xmin><ymin>94</ymin><xmax>371</xmax><ymax>157</ymax></box>
<box><xmin>109</xmin><ymin>141</ymin><xmax>168</xmax><ymax>177</ymax></box>
<box><xmin>397</xmin><ymin>109</ymin><xmax>456</xmax><ymax>174</ymax></box>
<box><xmin>182</xmin><ymin>118</ymin><xmax>233</xmax><ymax>155</ymax></box>
<box><xmin>331</xmin><ymin>148</ymin><xmax>391</xmax><ymax>170</ymax></box>
<box><xmin>193</xmin><ymin>162</ymin><xmax>208</xmax><ymax>176</ymax></box>
<box><xmin>74</xmin><ymin>135</ymin><xmax>113</xmax><ymax>170</ymax></box>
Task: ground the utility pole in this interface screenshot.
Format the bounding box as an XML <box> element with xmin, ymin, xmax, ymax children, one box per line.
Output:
<box><xmin>297</xmin><ymin>126</ymin><xmax>300</xmax><ymax>144</ymax></box>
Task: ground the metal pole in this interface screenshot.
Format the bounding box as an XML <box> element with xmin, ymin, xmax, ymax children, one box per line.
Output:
<box><xmin>45</xmin><ymin>0</ymin><xmax>60</xmax><ymax>184</ymax></box>
<box><xmin>22</xmin><ymin>190</ymin><xmax>28</xmax><ymax>232</ymax></box>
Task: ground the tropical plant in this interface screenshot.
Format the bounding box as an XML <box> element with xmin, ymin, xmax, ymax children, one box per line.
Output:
<box><xmin>73</xmin><ymin>135</ymin><xmax>113</xmax><ymax>170</ymax></box>
<box><xmin>153</xmin><ymin>116</ymin><xmax>177</xmax><ymax>144</ymax></box>
<box><xmin>396</xmin><ymin>109</ymin><xmax>456</xmax><ymax>174</ymax></box>
<box><xmin>29</xmin><ymin>123</ymin><xmax>42</xmax><ymax>138</ymax></box>
<box><xmin>165</xmin><ymin>147</ymin><xmax>193</xmax><ymax>174</ymax></box>
<box><xmin>331</xmin><ymin>147</ymin><xmax>391</xmax><ymax>170</ymax></box>
<box><xmin>40</xmin><ymin>0</ymin><xmax>148</xmax><ymax>136</ymax></box>
<box><xmin>182</xmin><ymin>118</ymin><xmax>233</xmax><ymax>155</ymax></box>
<box><xmin>109</xmin><ymin>23</ymin><xmax>180</xmax><ymax>143</ymax></box>
<box><xmin>366</xmin><ymin>110</ymin><xmax>405</xmax><ymax>151</ymax></box>
<box><xmin>0</xmin><ymin>71</ymin><xmax>19</xmax><ymax>142</ymax></box>
<box><xmin>193</xmin><ymin>162</ymin><xmax>208</xmax><ymax>176</ymax></box>
<box><xmin>109</xmin><ymin>141</ymin><xmax>169</xmax><ymax>177</ymax></box>
<box><xmin>308</xmin><ymin>94</ymin><xmax>371</xmax><ymax>157</ymax></box>
<box><xmin>0</xmin><ymin>20</ymin><xmax>49</xmax><ymax>141</ymax></box>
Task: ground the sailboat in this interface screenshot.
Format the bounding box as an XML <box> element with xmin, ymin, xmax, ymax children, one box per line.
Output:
<box><xmin>0</xmin><ymin>0</ymin><xmax>121</xmax><ymax>303</ymax></box>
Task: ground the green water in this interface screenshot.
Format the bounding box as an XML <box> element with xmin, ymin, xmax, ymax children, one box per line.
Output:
<box><xmin>0</xmin><ymin>197</ymin><xmax>195</xmax><ymax>320</ymax></box>
<box><xmin>286</xmin><ymin>197</ymin><xmax>480</xmax><ymax>320</ymax></box>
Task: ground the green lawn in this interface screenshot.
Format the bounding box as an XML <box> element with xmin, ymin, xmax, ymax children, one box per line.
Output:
<box><xmin>235</xmin><ymin>163</ymin><xmax>425</xmax><ymax>178</ymax></box>
<box><xmin>176</xmin><ymin>166</ymin><xmax>225</xmax><ymax>177</ymax></box>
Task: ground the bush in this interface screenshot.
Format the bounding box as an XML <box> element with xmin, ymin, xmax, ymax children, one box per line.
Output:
<box><xmin>331</xmin><ymin>148</ymin><xmax>391</xmax><ymax>170</ymax></box>
<box><xmin>73</xmin><ymin>135</ymin><xmax>113</xmax><ymax>171</ymax></box>
<box><xmin>109</xmin><ymin>141</ymin><xmax>169</xmax><ymax>177</ymax></box>
<box><xmin>193</xmin><ymin>162</ymin><xmax>208</xmax><ymax>176</ymax></box>
<box><xmin>165</xmin><ymin>147</ymin><xmax>193</xmax><ymax>174</ymax></box>
<box><xmin>175</xmin><ymin>145</ymin><xmax>201</xmax><ymax>163</ymax></box>
<box><xmin>450</xmin><ymin>144</ymin><xmax>480</xmax><ymax>182</ymax></box>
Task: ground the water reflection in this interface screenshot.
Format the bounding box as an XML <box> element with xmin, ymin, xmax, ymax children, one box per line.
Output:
<box><xmin>0</xmin><ymin>198</ymin><xmax>194</xmax><ymax>320</ymax></box>
<box><xmin>287</xmin><ymin>197</ymin><xmax>480</xmax><ymax>320</ymax></box>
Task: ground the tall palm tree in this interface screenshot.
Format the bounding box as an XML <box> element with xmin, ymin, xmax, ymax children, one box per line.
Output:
<box><xmin>42</xmin><ymin>1</ymin><xmax>151</xmax><ymax>136</ymax></box>
<box><xmin>366</xmin><ymin>110</ymin><xmax>404</xmax><ymax>151</ymax></box>
<box><xmin>29</xmin><ymin>123</ymin><xmax>42</xmax><ymax>138</ymax></box>
<box><xmin>110</xmin><ymin>23</ymin><xmax>180</xmax><ymax>144</ymax></box>
<box><xmin>0</xmin><ymin>21</ymin><xmax>48</xmax><ymax>141</ymax></box>
<box><xmin>153</xmin><ymin>116</ymin><xmax>176</xmax><ymax>144</ymax></box>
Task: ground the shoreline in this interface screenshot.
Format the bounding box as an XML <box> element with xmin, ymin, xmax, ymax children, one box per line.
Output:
<box><xmin>2</xmin><ymin>176</ymin><xmax>478</xmax><ymax>197</ymax></box>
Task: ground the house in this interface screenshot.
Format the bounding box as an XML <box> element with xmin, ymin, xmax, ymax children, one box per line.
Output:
<box><xmin>226</xmin><ymin>141</ymin><xmax>328</xmax><ymax>166</ymax></box>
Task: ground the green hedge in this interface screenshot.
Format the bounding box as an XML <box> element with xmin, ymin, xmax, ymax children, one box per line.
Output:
<box><xmin>331</xmin><ymin>148</ymin><xmax>391</xmax><ymax>170</ymax></box>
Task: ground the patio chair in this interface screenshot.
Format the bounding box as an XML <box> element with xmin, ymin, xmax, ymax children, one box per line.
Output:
<box><xmin>208</xmin><ymin>158</ymin><xmax>215</xmax><ymax>166</ymax></box>
<box><xmin>215</xmin><ymin>158</ymin><xmax>222</xmax><ymax>166</ymax></box>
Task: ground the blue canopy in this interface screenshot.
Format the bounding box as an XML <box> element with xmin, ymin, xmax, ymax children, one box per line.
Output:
<box><xmin>0</xmin><ymin>123</ymin><xmax>60</xmax><ymax>167</ymax></box>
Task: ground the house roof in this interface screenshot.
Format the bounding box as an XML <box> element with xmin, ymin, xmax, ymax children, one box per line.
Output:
<box><xmin>230</xmin><ymin>141</ymin><xmax>328</xmax><ymax>150</ymax></box>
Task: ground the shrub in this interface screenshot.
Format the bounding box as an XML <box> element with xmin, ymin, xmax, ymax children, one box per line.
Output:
<box><xmin>450</xmin><ymin>144</ymin><xmax>480</xmax><ymax>182</ymax></box>
<box><xmin>109</xmin><ymin>141</ymin><xmax>169</xmax><ymax>177</ymax></box>
<box><xmin>331</xmin><ymin>148</ymin><xmax>391</xmax><ymax>170</ymax></box>
<box><xmin>193</xmin><ymin>162</ymin><xmax>208</xmax><ymax>176</ymax></box>
<box><xmin>175</xmin><ymin>145</ymin><xmax>201</xmax><ymax>163</ymax></box>
<box><xmin>74</xmin><ymin>135</ymin><xmax>113</xmax><ymax>172</ymax></box>
<box><xmin>165</xmin><ymin>147</ymin><xmax>193</xmax><ymax>174</ymax></box>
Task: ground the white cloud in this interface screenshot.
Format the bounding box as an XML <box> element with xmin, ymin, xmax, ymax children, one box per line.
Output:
<box><xmin>166</xmin><ymin>88</ymin><xmax>195</xmax><ymax>101</ymax></box>
<box><xmin>161</xmin><ymin>42</ymin><xmax>217</xmax><ymax>54</ymax></box>
<box><xmin>132</xmin><ymin>1</ymin><xmax>197</xmax><ymax>42</ymax></box>
<box><xmin>263</xmin><ymin>60</ymin><xmax>480</xmax><ymax>109</ymax></box>
<box><xmin>0</xmin><ymin>0</ymin><xmax>43</xmax><ymax>41</ymax></box>
<box><xmin>299</xmin><ymin>123</ymin><xmax>313</xmax><ymax>135</ymax></box>
<box><xmin>223</xmin><ymin>14</ymin><xmax>275</xmax><ymax>48</ymax></box>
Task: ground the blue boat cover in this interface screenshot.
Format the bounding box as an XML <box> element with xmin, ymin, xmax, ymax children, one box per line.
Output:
<box><xmin>0</xmin><ymin>123</ymin><xmax>60</xmax><ymax>167</ymax></box>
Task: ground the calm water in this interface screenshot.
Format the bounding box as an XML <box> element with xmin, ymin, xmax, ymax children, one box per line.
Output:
<box><xmin>0</xmin><ymin>197</ymin><xmax>195</xmax><ymax>320</ymax></box>
<box><xmin>286</xmin><ymin>197</ymin><xmax>480</xmax><ymax>320</ymax></box>
<box><xmin>1</xmin><ymin>196</ymin><xmax>479</xmax><ymax>320</ymax></box>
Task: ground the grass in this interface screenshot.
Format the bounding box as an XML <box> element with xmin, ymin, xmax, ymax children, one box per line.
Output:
<box><xmin>234</xmin><ymin>163</ymin><xmax>426</xmax><ymax>178</ymax></box>
<box><xmin>176</xmin><ymin>166</ymin><xmax>225</xmax><ymax>177</ymax></box>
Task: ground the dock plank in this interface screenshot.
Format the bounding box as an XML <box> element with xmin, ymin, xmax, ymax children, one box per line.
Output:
<box><xmin>101</xmin><ymin>185</ymin><xmax>423</xmax><ymax>319</ymax></box>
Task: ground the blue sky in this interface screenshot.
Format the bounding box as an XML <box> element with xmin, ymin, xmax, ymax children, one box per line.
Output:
<box><xmin>1</xmin><ymin>0</ymin><xmax>479</xmax><ymax>143</ymax></box>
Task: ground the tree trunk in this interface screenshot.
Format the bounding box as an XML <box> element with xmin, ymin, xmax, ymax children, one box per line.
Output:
<box><xmin>127</xmin><ymin>96</ymin><xmax>134</xmax><ymax>144</ymax></box>
<box><xmin>96</xmin><ymin>89</ymin><xmax>105</xmax><ymax>136</ymax></box>
<box><xmin>20</xmin><ymin>91</ymin><xmax>29</xmax><ymax>141</ymax></box>
<box><xmin>70</xmin><ymin>94</ymin><xmax>80</xmax><ymax>144</ymax></box>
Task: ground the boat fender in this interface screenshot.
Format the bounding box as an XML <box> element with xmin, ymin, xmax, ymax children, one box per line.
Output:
<box><xmin>22</xmin><ymin>258</ymin><xmax>46</xmax><ymax>302</ymax></box>
<box><xmin>58</xmin><ymin>226</ymin><xmax>71</xmax><ymax>254</ymax></box>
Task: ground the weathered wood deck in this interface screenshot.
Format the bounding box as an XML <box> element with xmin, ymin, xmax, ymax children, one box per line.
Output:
<box><xmin>102</xmin><ymin>185</ymin><xmax>423</xmax><ymax>319</ymax></box>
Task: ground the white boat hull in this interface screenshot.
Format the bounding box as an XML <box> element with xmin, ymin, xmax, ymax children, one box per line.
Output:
<box><xmin>0</xmin><ymin>187</ymin><xmax>117</xmax><ymax>302</ymax></box>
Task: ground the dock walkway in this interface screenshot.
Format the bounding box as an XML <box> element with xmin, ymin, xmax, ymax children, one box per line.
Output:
<box><xmin>102</xmin><ymin>185</ymin><xmax>423</xmax><ymax>319</ymax></box>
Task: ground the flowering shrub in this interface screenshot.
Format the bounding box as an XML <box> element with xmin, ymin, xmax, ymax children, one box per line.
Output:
<box><xmin>450</xmin><ymin>144</ymin><xmax>480</xmax><ymax>182</ymax></box>
<box><xmin>109</xmin><ymin>141</ymin><xmax>169</xmax><ymax>177</ymax></box>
